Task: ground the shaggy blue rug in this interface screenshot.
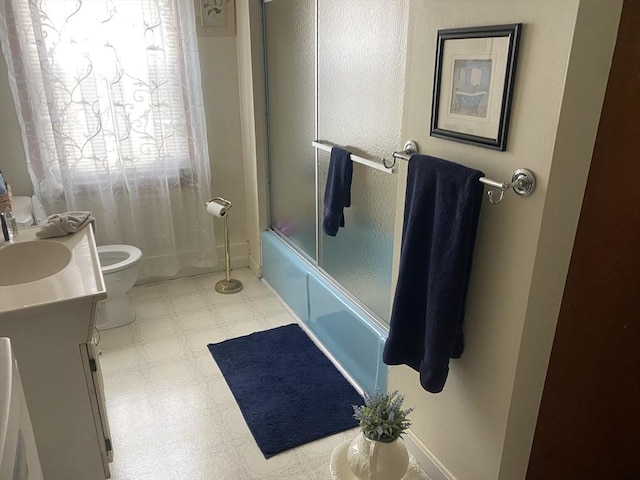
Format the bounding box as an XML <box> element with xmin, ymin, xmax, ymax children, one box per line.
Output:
<box><xmin>207</xmin><ymin>324</ymin><xmax>362</xmax><ymax>458</ymax></box>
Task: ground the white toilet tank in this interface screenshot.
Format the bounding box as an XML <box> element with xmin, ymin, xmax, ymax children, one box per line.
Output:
<box><xmin>10</xmin><ymin>196</ymin><xmax>47</xmax><ymax>227</ymax></box>
<box><xmin>11</xmin><ymin>197</ymin><xmax>35</xmax><ymax>227</ymax></box>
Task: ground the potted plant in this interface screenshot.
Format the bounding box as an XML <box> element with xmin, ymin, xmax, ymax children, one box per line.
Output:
<box><xmin>347</xmin><ymin>390</ymin><xmax>414</xmax><ymax>480</ymax></box>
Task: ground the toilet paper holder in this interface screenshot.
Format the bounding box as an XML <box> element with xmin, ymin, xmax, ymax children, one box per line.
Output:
<box><xmin>205</xmin><ymin>197</ymin><xmax>243</xmax><ymax>294</ymax></box>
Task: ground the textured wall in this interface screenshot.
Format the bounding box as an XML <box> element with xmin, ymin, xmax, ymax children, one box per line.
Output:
<box><xmin>389</xmin><ymin>1</ymin><xmax>622</xmax><ymax>479</ymax></box>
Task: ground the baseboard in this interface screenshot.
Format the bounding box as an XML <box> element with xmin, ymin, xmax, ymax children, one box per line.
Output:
<box><xmin>403</xmin><ymin>430</ymin><xmax>457</xmax><ymax>480</ymax></box>
<box><xmin>216</xmin><ymin>241</ymin><xmax>250</xmax><ymax>271</ymax></box>
<box><xmin>248</xmin><ymin>255</ymin><xmax>262</xmax><ymax>278</ymax></box>
<box><xmin>135</xmin><ymin>241</ymin><xmax>250</xmax><ymax>284</ymax></box>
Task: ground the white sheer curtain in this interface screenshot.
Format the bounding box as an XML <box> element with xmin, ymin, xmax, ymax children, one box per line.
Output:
<box><xmin>0</xmin><ymin>0</ymin><xmax>217</xmax><ymax>279</ymax></box>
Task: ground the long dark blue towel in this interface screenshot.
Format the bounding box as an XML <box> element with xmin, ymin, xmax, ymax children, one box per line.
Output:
<box><xmin>383</xmin><ymin>155</ymin><xmax>484</xmax><ymax>393</ymax></box>
<box><xmin>322</xmin><ymin>147</ymin><xmax>353</xmax><ymax>236</ymax></box>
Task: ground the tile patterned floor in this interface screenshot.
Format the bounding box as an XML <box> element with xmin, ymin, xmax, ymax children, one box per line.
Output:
<box><xmin>98</xmin><ymin>268</ymin><xmax>360</xmax><ymax>480</ymax></box>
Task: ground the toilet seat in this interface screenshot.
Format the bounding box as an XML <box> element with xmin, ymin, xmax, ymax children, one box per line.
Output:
<box><xmin>97</xmin><ymin>245</ymin><xmax>142</xmax><ymax>275</ymax></box>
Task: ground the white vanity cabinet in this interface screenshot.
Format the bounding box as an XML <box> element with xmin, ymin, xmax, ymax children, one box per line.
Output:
<box><xmin>81</xmin><ymin>338</ymin><xmax>114</xmax><ymax>465</ymax></box>
<box><xmin>0</xmin><ymin>226</ymin><xmax>112</xmax><ymax>479</ymax></box>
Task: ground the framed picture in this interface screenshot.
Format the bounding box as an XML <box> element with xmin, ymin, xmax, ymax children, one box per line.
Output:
<box><xmin>430</xmin><ymin>24</ymin><xmax>522</xmax><ymax>151</ymax></box>
<box><xmin>195</xmin><ymin>0</ymin><xmax>236</xmax><ymax>36</ymax></box>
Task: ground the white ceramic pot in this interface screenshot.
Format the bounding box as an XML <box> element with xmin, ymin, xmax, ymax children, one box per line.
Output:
<box><xmin>346</xmin><ymin>432</ymin><xmax>410</xmax><ymax>480</ymax></box>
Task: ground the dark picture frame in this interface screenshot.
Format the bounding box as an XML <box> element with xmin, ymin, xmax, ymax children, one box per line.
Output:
<box><xmin>430</xmin><ymin>24</ymin><xmax>522</xmax><ymax>151</ymax></box>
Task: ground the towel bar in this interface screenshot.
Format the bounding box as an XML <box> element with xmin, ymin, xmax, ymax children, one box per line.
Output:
<box><xmin>390</xmin><ymin>140</ymin><xmax>536</xmax><ymax>204</ymax></box>
<box><xmin>312</xmin><ymin>140</ymin><xmax>394</xmax><ymax>174</ymax></box>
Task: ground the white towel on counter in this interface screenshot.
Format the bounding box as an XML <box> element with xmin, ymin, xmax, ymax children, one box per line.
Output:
<box><xmin>36</xmin><ymin>211</ymin><xmax>95</xmax><ymax>238</ymax></box>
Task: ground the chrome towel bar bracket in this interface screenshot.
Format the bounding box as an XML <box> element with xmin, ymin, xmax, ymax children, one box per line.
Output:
<box><xmin>484</xmin><ymin>169</ymin><xmax>536</xmax><ymax>204</ymax></box>
<box><xmin>385</xmin><ymin>140</ymin><xmax>418</xmax><ymax>168</ymax></box>
<box><xmin>390</xmin><ymin>139</ymin><xmax>536</xmax><ymax>204</ymax></box>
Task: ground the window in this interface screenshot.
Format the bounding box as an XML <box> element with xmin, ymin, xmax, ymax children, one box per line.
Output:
<box><xmin>13</xmin><ymin>0</ymin><xmax>193</xmax><ymax>184</ymax></box>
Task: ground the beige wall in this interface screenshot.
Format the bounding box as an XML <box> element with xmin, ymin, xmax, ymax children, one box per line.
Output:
<box><xmin>198</xmin><ymin>35</ymin><xmax>248</xmax><ymax>247</ymax></box>
<box><xmin>0</xmin><ymin>56</ymin><xmax>31</xmax><ymax>194</ymax></box>
<box><xmin>236</xmin><ymin>0</ymin><xmax>269</xmax><ymax>277</ymax></box>
<box><xmin>391</xmin><ymin>1</ymin><xmax>622</xmax><ymax>479</ymax></box>
<box><xmin>0</xmin><ymin>30</ymin><xmax>247</xmax><ymax>249</ymax></box>
<box><xmin>1</xmin><ymin>1</ymin><xmax>624</xmax><ymax>478</ymax></box>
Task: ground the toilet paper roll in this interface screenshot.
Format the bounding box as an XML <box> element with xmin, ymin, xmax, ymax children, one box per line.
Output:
<box><xmin>206</xmin><ymin>201</ymin><xmax>229</xmax><ymax>218</ymax></box>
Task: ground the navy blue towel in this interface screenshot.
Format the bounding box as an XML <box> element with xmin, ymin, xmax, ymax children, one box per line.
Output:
<box><xmin>383</xmin><ymin>155</ymin><xmax>484</xmax><ymax>393</ymax></box>
<box><xmin>322</xmin><ymin>147</ymin><xmax>353</xmax><ymax>236</ymax></box>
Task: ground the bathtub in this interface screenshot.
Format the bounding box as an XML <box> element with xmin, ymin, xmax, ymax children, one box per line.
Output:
<box><xmin>262</xmin><ymin>230</ymin><xmax>387</xmax><ymax>395</ymax></box>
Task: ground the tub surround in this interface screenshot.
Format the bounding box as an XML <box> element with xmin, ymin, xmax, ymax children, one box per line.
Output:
<box><xmin>262</xmin><ymin>230</ymin><xmax>387</xmax><ymax>396</ymax></box>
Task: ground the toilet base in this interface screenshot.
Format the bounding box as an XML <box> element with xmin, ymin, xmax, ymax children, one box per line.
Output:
<box><xmin>96</xmin><ymin>296</ymin><xmax>136</xmax><ymax>330</ymax></box>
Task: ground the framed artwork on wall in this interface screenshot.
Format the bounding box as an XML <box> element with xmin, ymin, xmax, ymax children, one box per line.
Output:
<box><xmin>430</xmin><ymin>24</ymin><xmax>522</xmax><ymax>151</ymax></box>
<box><xmin>195</xmin><ymin>0</ymin><xmax>236</xmax><ymax>36</ymax></box>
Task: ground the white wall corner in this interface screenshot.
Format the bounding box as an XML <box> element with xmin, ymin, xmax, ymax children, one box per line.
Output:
<box><xmin>248</xmin><ymin>254</ymin><xmax>262</xmax><ymax>278</ymax></box>
<box><xmin>404</xmin><ymin>430</ymin><xmax>457</xmax><ymax>480</ymax></box>
<box><xmin>236</xmin><ymin>0</ymin><xmax>270</xmax><ymax>278</ymax></box>
<box><xmin>497</xmin><ymin>1</ymin><xmax>624</xmax><ymax>479</ymax></box>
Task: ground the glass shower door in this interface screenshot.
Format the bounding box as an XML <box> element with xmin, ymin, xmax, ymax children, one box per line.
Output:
<box><xmin>265</xmin><ymin>0</ymin><xmax>316</xmax><ymax>260</ymax></box>
<box><xmin>264</xmin><ymin>0</ymin><xmax>409</xmax><ymax>325</ymax></box>
<box><xmin>317</xmin><ymin>0</ymin><xmax>409</xmax><ymax>321</ymax></box>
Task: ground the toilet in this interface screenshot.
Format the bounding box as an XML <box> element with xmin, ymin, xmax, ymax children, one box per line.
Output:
<box><xmin>95</xmin><ymin>244</ymin><xmax>142</xmax><ymax>330</ymax></box>
<box><xmin>14</xmin><ymin>196</ymin><xmax>142</xmax><ymax>330</ymax></box>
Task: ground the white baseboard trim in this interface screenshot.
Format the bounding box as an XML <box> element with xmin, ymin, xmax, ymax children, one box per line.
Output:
<box><xmin>248</xmin><ymin>255</ymin><xmax>262</xmax><ymax>278</ymax></box>
<box><xmin>404</xmin><ymin>431</ymin><xmax>457</xmax><ymax>480</ymax></box>
<box><xmin>216</xmin><ymin>241</ymin><xmax>250</xmax><ymax>271</ymax></box>
<box><xmin>135</xmin><ymin>241</ymin><xmax>250</xmax><ymax>284</ymax></box>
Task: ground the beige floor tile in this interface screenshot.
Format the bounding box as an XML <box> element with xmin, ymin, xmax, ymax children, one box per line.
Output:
<box><xmin>170</xmin><ymin>292</ymin><xmax>209</xmax><ymax>313</ymax></box>
<box><xmin>136</xmin><ymin>317</ymin><xmax>176</xmax><ymax>341</ymax></box>
<box><xmin>139</xmin><ymin>338</ymin><xmax>187</xmax><ymax>363</ymax></box>
<box><xmin>146</xmin><ymin>358</ymin><xmax>197</xmax><ymax>389</ymax></box>
<box><xmin>160</xmin><ymin>276</ymin><xmax>201</xmax><ymax>297</ymax></box>
<box><xmin>251</xmin><ymin>296</ymin><xmax>288</xmax><ymax>316</ymax></box>
<box><xmin>264</xmin><ymin>312</ymin><xmax>297</xmax><ymax>329</ymax></box>
<box><xmin>128</xmin><ymin>284</ymin><xmax>163</xmax><ymax>304</ymax></box>
<box><xmin>191</xmin><ymin>350</ymin><xmax>223</xmax><ymax>379</ymax></box>
<box><xmin>225</xmin><ymin>316</ymin><xmax>268</xmax><ymax>339</ymax></box>
<box><xmin>174</xmin><ymin>309</ymin><xmax>218</xmax><ymax>331</ymax></box>
<box><xmin>100</xmin><ymin>269</ymin><xmax>428</xmax><ymax>480</ymax></box>
<box><xmin>97</xmin><ymin>324</ymin><xmax>135</xmax><ymax>349</ymax></box>
<box><xmin>184</xmin><ymin>327</ymin><xmax>228</xmax><ymax>353</ymax></box>
<box><xmin>133</xmin><ymin>300</ymin><xmax>172</xmax><ymax>320</ymax></box>
<box><xmin>216</xmin><ymin>303</ymin><xmax>254</xmax><ymax>322</ymax></box>
<box><xmin>205</xmin><ymin>289</ymin><xmax>250</xmax><ymax>306</ymax></box>
<box><xmin>100</xmin><ymin>348</ymin><xmax>141</xmax><ymax>374</ymax></box>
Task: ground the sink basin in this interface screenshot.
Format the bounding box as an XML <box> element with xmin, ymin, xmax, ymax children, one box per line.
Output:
<box><xmin>0</xmin><ymin>227</ymin><xmax>107</xmax><ymax>315</ymax></box>
<box><xmin>0</xmin><ymin>240</ymin><xmax>72</xmax><ymax>286</ymax></box>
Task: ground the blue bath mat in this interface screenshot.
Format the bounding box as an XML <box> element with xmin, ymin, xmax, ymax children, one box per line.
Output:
<box><xmin>207</xmin><ymin>324</ymin><xmax>362</xmax><ymax>458</ymax></box>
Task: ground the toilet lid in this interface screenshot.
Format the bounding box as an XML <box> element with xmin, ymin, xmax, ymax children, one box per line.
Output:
<box><xmin>97</xmin><ymin>245</ymin><xmax>143</xmax><ymax>274</ymax></box>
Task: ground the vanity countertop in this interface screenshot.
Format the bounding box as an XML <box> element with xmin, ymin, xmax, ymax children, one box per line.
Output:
<box><xmin>0</xmin><ymin>226</ymin><xmax>107</xmax><ymax>315</ymax></box>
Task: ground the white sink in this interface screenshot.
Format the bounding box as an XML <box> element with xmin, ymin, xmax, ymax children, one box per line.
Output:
<box><xmin>0</xmin><ymin>241</ymin><xmax>72</xmax><ymax>286</ymax></box>
<box><xmin>0</xmin><ymin>227</ymin><xmax>107</xmax><ymax>315</ymax></box>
